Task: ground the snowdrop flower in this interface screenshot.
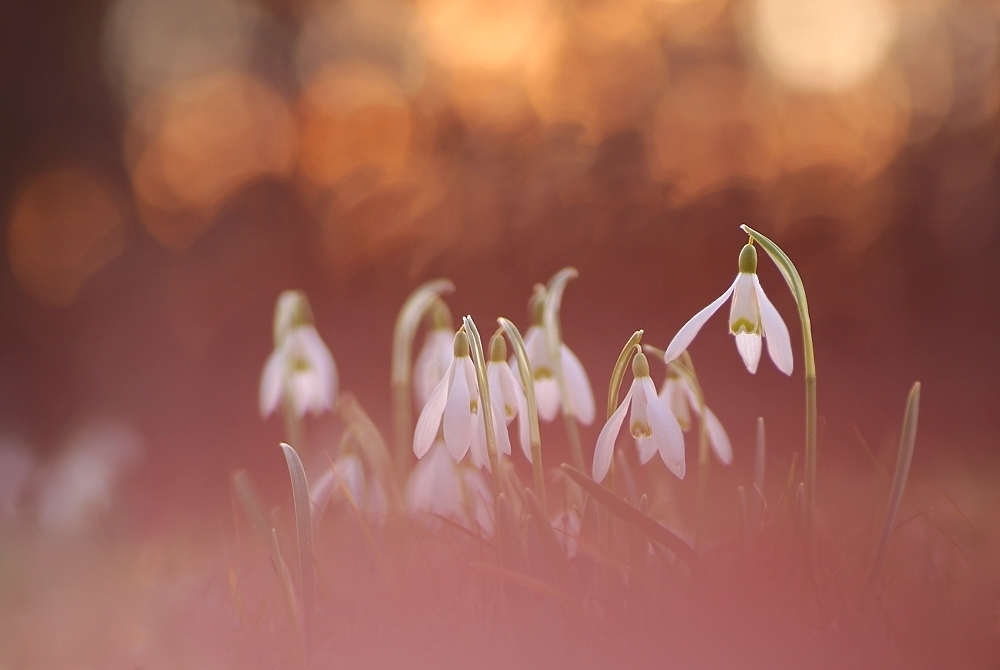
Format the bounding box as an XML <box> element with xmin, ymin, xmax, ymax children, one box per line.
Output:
<box><xmin>664</xmin><ymin>243</ymin><xmax>793</xmax><ymax>375</ymax></box>
<box><xmin>413</xmin><ymin>331</ymin><xmax>480</xmax><ymax>463</ymax></box>
<box><xmin>550</xmin><ymin>509</ymin><xmax>581</xmax><ymax>559</ymax></box>
<box><xmin>259</xmin><ymin>291</ymin><xmax>339</xmax><ymax>418</ymax></box>
<box><xmin>471</xmin><ymin>335</ymin><xmax>529</xmax><ymax>467</ymax></box>
<box><xmin>406</xmin><ymin>441</ymin><xmax>494</xmax><ymax>535</ymax></box>
<box><xmin>659</xmin><ymin>371</ymin><xmax>733</xmax><ymax>465</ymax></box>
<box><xmin>592</xmin><ymin>353</ymin><xmax>685</xmax><ymax>483</ymax></box>
<box><xmin>413</xmin><ymin>300</ymin><xmax>455</xmax><ymax>408</ymax></box>
<box><xmin>514</xmin><ymin>303</ymin><xmax>595</xmax><ymax>425</ymax></box>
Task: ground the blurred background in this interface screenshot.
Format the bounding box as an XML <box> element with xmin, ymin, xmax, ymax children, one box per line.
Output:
<box><xmin>1</xmin><ymin>0</ymin><xmax>998</xmax><ymax>525</ymax></box>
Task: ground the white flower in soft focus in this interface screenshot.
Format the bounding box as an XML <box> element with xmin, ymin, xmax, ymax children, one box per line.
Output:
<box><xmin>414</xmin><ymin>328</ymin><xmax>454</xmax><ymax>408</ymax></box>
<box><xmin>514</xmin><ymin>325</ymin><xmax>595</xmax><ymax>425</ymax></box>
<box><xmin>664</xmin><ymin>244</ymin><xmax>793</xmax><ymax>376</ymax></box>
<box><xmin>551</xmin><ymin>509</ymin><xmax>581</xmax><ymax>559</ymax></box>
<box><xmin>592</xmin><ymin>353</ymin><xmax>685</xmax><ymax>483</ymax></box>
<box><xmin>659</xmin><ymin>373</ymin><xmax>733</xmax><ymax>465</ymax></box>
<box><xmin>406</xmin><ymin>441</ymin><xmax>494</xmax><ymax>536</ymax></box>
<box><xmin>260</xmin><ymin>291</ymin><xmax>338</xmax><ymax>420</ymax></box>
<box><xmin>310</xmin><ymin>453</ymin><xmax>364</xmax><ymax>512</ymax></box>
<box><xmin>36</xmin><ymin>419</ymin><xmax>142</xmax><ymax>536</ymax></box>
<box><xmin>413</xmin><ymin>331</ymin><xmax>479</xmax><ymax>463</ymax></box>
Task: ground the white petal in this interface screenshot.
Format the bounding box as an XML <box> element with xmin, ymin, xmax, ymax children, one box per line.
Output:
<box><xmin>641</xmin><ymin>377</ymin><xmax>686</xmax><ymax>479</ymax></box>
<box><xmin>703</xmin><ymin>406</ymin><xmax>733</xmax><ymax>465</ymax></box>
<box><xmin>414</xmin><ymin>329</ymin><xmax>454</xmax><ymax>407</ymax></box>
<box><xmin>258</xmin><ymin>350</ymin><xmax>284</xmax><ymax>417</ymax></box>
<box><xmin>488</xmin><ymin>362</ymin><xmax>516</xmax><ymax>422</ymax></box>
<box><xmin>443</xmin><ymin>359</ymin><xmax>474</xmax><ymax>462</ymax></box>
<box><xmin>734</xmin><ymin>332</ymin><xmax>762</xmax><ymax>374</ymax></box>
<box><xmin>298</xmin><ymin>327</ymin><xmax>337</xmax><ymax>411</ymax></box>
<box><xmin>592</xmin><ymin>386</ymin><xmax>633</xmax><ymax>483</ymax></box>
<box><xmin>309</xmin><ymin>467</ymin><xmax>337</xmax><ymax>512</ymax></box>
<box><xmin>497</xmin><ymin>362</ymin><xmax>532</xmax><ymax>462</ymax></box>
<box><xmin>413</xmin><ymin>361</ymin><xmax>452</xmax><ymax>458</ymax></box>
<box><xmin>534</xmin><ymin>377</ymin><xmax>561</xmax><ymax>422</ymax></box>
<box><xmin>659</xmin><ymin>377</ymin><xmax>691</xmax><ymax>430</ymax></box>
<box><xmin>523</xmin><ymin>326</ymin><xmax>550</xmax><ymax>369</ymax></box>
<box><xmin>561</xmin><ymin>345</ymin><xmax>595</xmax><ymax>425</ymax></box>
<box><xmin>728</xmin><ymin>273</ymin><xmax>760</xmax><ymax>335</ymax></box>
<box><xmin>752</xmin><ymin>275</ymin><xmax>794</xmax><ymax>376</ymax></box>
<box><xmin>636</xmin><ymin>436</ymin><xmax>657</xmax><ymax>464</ymax></box>
<box><xmin>663</xmin><ymin>279</ymin><xmax>737</xmax><ymax>363</ymax></box>
<box><xmin>490</xmin><ymin>398</ymin><xmax>513</xmax><ymax>457</ymax></box>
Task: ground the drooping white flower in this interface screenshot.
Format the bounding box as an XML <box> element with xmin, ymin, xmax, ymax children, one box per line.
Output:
<box><xmin>664</xmin><ymin>243</ymin><xmax>793</xmax><ymax>376</ymax></box>
<box><xmin>513</xmin><ymin>324</ymin><xmax>595</xmax><ymax>425</ymax></box>
<box><xmin>550</xmin><ymin>509</ymin><xmax>581</xmax><ymax>559</ymax></box>
<box><xmin>592</xmin><ymin>353</ymin><xmax>685</xmax><ymax>483</ymax></box>
<box><xmin>406</xmin><ymin>441</ymin><xmax>494</xmax><ymax>536</ymax></box>
<box><xmin>413</xmin><ymin>331</ymin><xmax>480</xmax><ymax>463</ymax></box>
<box><xmin>259</xmin><ymin>291</ymin><xmax>338</xmax><ymax>418</ymax></box>
<box><xmin>476</xmin><ymin>336</ymin><xmax>529</xmax><ymax>466</ymax></box>
<box><xmin>659</xmin><ymin>372</ymin><xmax>733</xmax><ymax>465</ymax></box>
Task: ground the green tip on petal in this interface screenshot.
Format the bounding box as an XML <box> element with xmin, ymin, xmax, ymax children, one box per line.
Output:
<box><xmin>489</xmin><ymin>333</ymin><xmax>507</xmax><ymax>362</ymax></box>
<box><xmin>453</xmin><ymin>330</ymin><xmax>470</xmax><ymax>358</ymax></box>
<box><xmin>632</xmin><ymin>352</ymin><xmax>650</xmax><ymax>378</ymax></box>
<box><xmin>739</xmin><ymin>243</ymin><xmax>757</xmax><ymax>274</ymax></box>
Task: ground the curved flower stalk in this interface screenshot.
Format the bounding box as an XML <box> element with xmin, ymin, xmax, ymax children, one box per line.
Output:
<box><xmin>260</xmin><ymin>291</ymin><xmax>338</xmax><ymax>456</ymax></box>
<box><xmin>664</xmin><ymin>243</ymin><xmax>793</xmax><ymax>376</ymax></box>
<box><xmin>592</xmin><ymin>352</ymin><xmax>685</xmax><ymax>483</ymax></box>
<box><xmin>740</xmin><ymin>223</ymin><xmax>818</xmax><ymax>539</ymax></box>
<box><xmin>413</xmin><ymin>299</ymin><xmax>455</xmax><ymax>409</ymax></box>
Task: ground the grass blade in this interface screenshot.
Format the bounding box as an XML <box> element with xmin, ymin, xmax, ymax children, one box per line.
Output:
<box><xmin>280</xmin><ymin>443</ymin><xmax>315</xmax><ymax>656</ymax></box>
<box><xmin>561</xmin><ymin>464</ymin><xmax>706</xmax><ymax>578</ymax></box>
<box><xmin>869</xmin><ymin>382</ymin><xmax>921</xmax><ymax>589</ymax></box>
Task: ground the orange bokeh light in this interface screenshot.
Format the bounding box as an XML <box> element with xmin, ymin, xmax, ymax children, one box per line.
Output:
<box><xmin>297</xmin><ymin>63</ymin><xmax>413</xmax><ymax>190</ymax></box>
<box><xmin>127</xmin><ymin>71</ymin><xmax>297</xmax><ymax>251</ymax></box>
<box><xmin>7</xmin><ymin>167</ymin><xmax>126</xmax><ymax>306</ymax></box>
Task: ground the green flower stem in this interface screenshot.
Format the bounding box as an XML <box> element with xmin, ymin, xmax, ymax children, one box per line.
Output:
<box><xmin>543</xmin><ymin>268</ymin><xmax>585</xmax><ymax>472</ymax></box>
<box><xmin>282</xmin><ymin>393</ymin><xmax>306</xmax><ymax>462</ymax></box>
<box><xmin>741</xmin><ymin>224</ymin><xmax>817</xmax><ymax>537</ymax></box>
<box><xmin>462</xmin><ymin>316</ymin><xmax>504</xmax><ymax>507</ymax></box>
<box><xmin>498</xmin><ymin>317</ymin><xmax>546</xmax><ymax>509</ymax></box>
<box><xmin>607</xmin><ymin>331</ymin><xmax>644</xmax><ymax>493</ymax></box>
<box><xmin>391</xmin><ymin>279</ymin><xmax>455</xmax><ymax>474</ymax></box>
<box><xmin>676</xmin><ymin>352</ymin><xmax>710</xmax><ymax>551</ymax></box>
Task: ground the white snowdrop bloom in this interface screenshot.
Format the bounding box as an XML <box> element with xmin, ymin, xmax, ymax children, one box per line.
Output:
<box><xmin>469</xmin><ymin>336</ymin><xmax>529</xmax><ymax>468</ymax></box>
<box><xmin>36</xmin><ymin>419</ymin><xmax>142</xmax><ymax>536</ymax></box>
<box><xmin>414</xmin><ymin>328</ymin><xmax>454</xmax><ymax>409</ymax></box>
<box><xmin>407</xmin><ymin>441</ymin><xmax>463</xmax><ymax>522</ymax></box>
<box><xmin>514</xmin><ymin>324</ymin><xmax>595</xmax><ymax>425</ymax></box>
<box><xmin>413</xmin><ymin>331</ymin><xmax>480</xmax><ymax>463</ymax></box>
<box><xmin>310</xmin><ymin>453</ymin><xmax>366</xmax><ymax>514</ymax></box>
<box><xmin>659</xmin><ymin>373</ymin><xmax>733</xmax><ymax>465</ymax></box>
<box><xmin>259</xmin><ymin>291</ymin><xmax>338</xmax><ymax>418</ymax></box>
<box><xmin>592</xmin><ymin>353</ymin><xmax>685</xmax><ymax>483</ymax></box>
<box><xmin>664</xmin><ymin>243</ymin><xmax>793</xmax><ymax>376</ymax></box>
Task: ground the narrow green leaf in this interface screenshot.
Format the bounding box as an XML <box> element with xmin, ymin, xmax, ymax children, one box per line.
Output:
<box><xmin>869</xmin><ymin>382</ymin><xmax>921</xmax><ymax>589</ymax></box>
<box><xmin>561</xmin><ymin>464</ymin><xmax>706</xmax><ymax>578</ymax></box>
<box><xmin>280</xmin><ymin>443</ymin><xmax>315</xmax><ymax>655</ymax></box>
